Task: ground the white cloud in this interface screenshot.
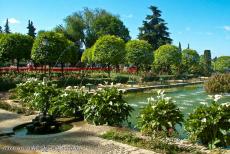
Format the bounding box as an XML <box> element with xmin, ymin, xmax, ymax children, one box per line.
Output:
<box><xmin>223</xmin><ymin>26</ymin><xmax>230</xmax><ymax>31</ymax></box>
<box><xmin>8</xmin><ymin>18</ymin><xmax>20</xmax><ymax>24</ymax></box>
<box><xmin>122</xmin><ymin>14</ymin><xmax>133</xmax><ymax>19</ymax></box>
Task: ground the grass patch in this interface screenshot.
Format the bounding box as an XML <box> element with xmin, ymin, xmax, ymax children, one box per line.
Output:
<box><xmin>101</xmin><ymin>130</ymin><xmax>205</xmax><ymax>154</ymax></box>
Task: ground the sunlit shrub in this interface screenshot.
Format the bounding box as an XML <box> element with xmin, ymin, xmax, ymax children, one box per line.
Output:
<box><xmin>204</xmin><ymin>73</ymin><xmax>230</xmax><ymax>94</ymax></box>
<box><xmin>137</xmin><ymin>90</ymin><xmax>183</xmax><ymax>136</ymax></box>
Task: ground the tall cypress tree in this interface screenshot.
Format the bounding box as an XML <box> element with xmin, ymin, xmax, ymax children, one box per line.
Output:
<box><xmin>138</xmin><ymin>6</ymin><xmax>172</xmax><ymax>50</ymax></box>
<box><xmin>187</xmin><ymin>43</ymin><xmax>190</xmax><ymax>49</ymax></box>
<box><xmin>0</xmin><ymin>26</ymin><xmax>2</xmax><ymax>33</ymax></box>
<box><xmin>203</xmin><ymin>50</ymin><xmax>212</xmax><ymax>76</ymax></box>
<box><xmin>4</xmin><ymin>18</ymin><xmax>10</xmax><ymax>33</ymax></box>
<box><xmin>27</xmin><ymin>20</ymin><xmax>36</xmax><ymax>38</ymax></box>
<box><xmin>178</xmin><ymin>42</ymin><xmax>182</xmax><ymax>52</ymax></box>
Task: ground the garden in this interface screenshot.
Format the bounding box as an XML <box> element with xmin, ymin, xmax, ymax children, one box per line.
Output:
<box><xmin>0</xmin><ymin>4</ymin><xmax>230</xmax><ymax>154</ymax></box>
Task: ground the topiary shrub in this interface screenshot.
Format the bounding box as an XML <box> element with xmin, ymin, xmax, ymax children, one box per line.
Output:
<box><xmin>204</xmin><ymin>74</ymin><xmax>230</xmax><ymax>94</ymax></box>
<box><xmin>84</xmin><ymin>86</ymin><xmax>133</xmax><ymax>126</ymax></box>
<box><xmin>185</xmin><ymin>95</ymin><xmax>230</xmax><ymax>149</ymax></box>
<box><xmin>137</xmin><ymin>90</ymin><xmax>183</xmax><ymax>136</ymax></box>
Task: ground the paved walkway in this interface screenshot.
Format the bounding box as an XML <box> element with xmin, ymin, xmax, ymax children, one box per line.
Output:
<box><xmin>0</xmin><ymin>109</ymin><xmax>156</xmax><ymax>154</ymax></box>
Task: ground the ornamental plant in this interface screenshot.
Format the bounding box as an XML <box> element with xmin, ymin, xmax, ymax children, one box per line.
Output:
<box><xmin>185</xmin><ymin>95</ymin><xmax>230</xmax><ymax>149</ymax></box>
<box><xmin>137</xmin><ymin>90</ymin><xmax>183</xmax><ymax>136</ymax></box>
<box><xmin>84</xmin><ymin>86</ymin><xmax>133</xmax><ymax>126</ymax></box>
<box><xmin>30</xmin><ymin>80</ymin><xmax>60</xmax><ymax>116</ymax></box>
<box><xmin>50</xmin><ymin>86</ymin><xmax>89</xmax><ymax>119</ymax></box>
<box><xmin>14</xmin><ymin>78</ymin><xmax>40</xmax><ymax>104</ymax></box>
<box><xmin>204</xmin><ymin>73</ymin><xmax>230</xmax><ymax>94</ymax></box>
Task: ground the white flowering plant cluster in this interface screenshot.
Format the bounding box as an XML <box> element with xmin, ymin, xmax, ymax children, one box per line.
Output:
<box><xmin>137</xmin><ymin>90</ymin><xmax>183</xmax><ymax>137</ymax></box>
<box><xmin>84</xmin><ymin>86</ymin><xmax>133</xmax><ymax>126</ymax></box>
<box><xmin>185</xmin><ymin>94</ymin><xmax>230</xmax><ymax>149</ymax></box>
<box><xmin>49</xmin><ymin>86</ymin><xmax>89</xmax><ymax>119</ymax></box>
<box><xmin>14</xmin><ymin>78</ymin><xmax>40</xmax><ymax>104</ymax></box>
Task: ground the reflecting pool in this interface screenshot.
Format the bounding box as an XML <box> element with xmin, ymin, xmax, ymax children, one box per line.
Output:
<box><xmin>124</xmin><ymin>84</ymin><xmax>230</xmax><ymax>138</ymax></box>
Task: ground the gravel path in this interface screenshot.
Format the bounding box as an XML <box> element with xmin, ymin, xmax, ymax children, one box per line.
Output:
<box><xmin>0</xmin><ymin>109</ymin><xmax>156</xmax><ymax>154</ymax></box>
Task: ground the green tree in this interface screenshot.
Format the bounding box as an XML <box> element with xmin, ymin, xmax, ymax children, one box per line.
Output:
<box><xmin>93</xmin><ymin>35</ymin><xmax>125</xmax><ymax>77</ymax></box>
<box><xmin>181</xmin><ymin>49</ymin><xmax>200</xmax><ymax>74</ymax></box>
<box><xmin>56</xmin><ymin>8</ymin><xmax>130</xmax><ymax>48</ymax></box>
<box><xmin>92</xmin><ymin>12</ymin><xmax>130</xmax><ymax>43</ymax></box>
<box><xmin>0</xmin><ymin>33</ymin><xmax>33</xmax><ymax>70</ymax></box>
<box><xmin>153</xmin><ymin>44</ymin><xmax>181</xmax><ymax>74</ymax></box>
<box><xmin>0</xmin><ymin>26</ymin><xmax>2</xmax><ymax>33</ymax></box>
<box><xmin>125</xmin><ymin>40</ymin><xmax>153</xmax><ymax>73</ymax></box>
<box><xmin>214</xmin><ymin>56</ymin><xmax>230</xmax><ymax>73</ymax></box>
<box><xmin>81</xmin><ymin>47</ymin><xmax>94</xmax><ymax>65</ymax></box>
<box><xmin>203</xmin><ymin>50</ymin><xmax>212</xmax><ymax>76</ymax></box>
<box><xmin>27</xmin><ymin>20</ymin><xmax>36</xmax><ymax>38</ymax></box>
<box><xmin>4</xmin><ymin>18</ymin><xmax>10</xmax><ymax>34</ymax></box>
<box><xmin>138</xmin><ymin>6</ymin><xmax>172</xmax><ymax>50</ymax></box>
<box><xmin>31</xmin><ymin>31</ymin><xmax>73</xmax><ymax>76</ymax></box>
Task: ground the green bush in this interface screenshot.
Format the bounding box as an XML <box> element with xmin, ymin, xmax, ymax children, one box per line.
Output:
<box><xmin>84</xmin><ymin>87</ymin><xmax>133</xmax><ymax>126</ymax></box>
<box><xmin>14</xmin><ymin>78</ymin><xmax>40</xmax><ymax>103</ymax></box>
<box><xmin>204</xmin><ymin>74</ymin><xmax>230</xmax><ymax>94</ymax></box>
<box><xmin>50</xmin><ymin>86</ymin><xmax>89</xmax><ymax>119</ymax></box>
<box><xmin>185</xmin><ymin>96</ymin><xmax>230</xmax><ymax>149</ymax></box>
<box><xmin>137</xmin><ymin>90</ymin><xmax>183</xmax><ymax>136</ymax></box>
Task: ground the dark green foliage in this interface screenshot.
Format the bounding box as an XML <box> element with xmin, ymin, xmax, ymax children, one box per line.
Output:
<box><xmin>214</xmin><ymin>56</ymin><xmax>230</xmax><ymax>73</ymax></box>
<box><xmin>84</xmin><ymin>87</ymin><xmax>133</xmax><ymax>126</ymax></box>
<box><xmin>27</xmin><ymin>20</ymin><xmax>36</xmax><ymax>38</ymax></box>
<box><xmin>203</xmin><ymin>50</ymin><xmax>212</xmax><ymax>76</ymax></box>
<box><xmin>4</xmin><ymin>18</ymin><xmax>10</xmax><ymax>33</ymax></box>
<box><xmin>137</xmin><ymin>90</ymin><xmax>183</xmax><ymax>136</ymax></box>
<box><xmin>178</xmin><ymin>42</ymin><xmax>182</xmax><ymax>52</ymax></box>
<box><xmin>185</xmin><ymin>101</ymin><xmax>230</xmax><ymax>149</ymax></box>
<box><xmin>138</xmin><ymin>6</ymin><xmax>172</xmax><ymax>50</ymax></box>
<box><xmin>0</xmin><ymin>26</ymin><xmax>2</xmax><ymax>33</ymax></box>
<box><xmin>181</xmin><ymin>49</ymin><xmax>200</xmax><ymax>75</ymax></box>
<box><xmin>56</xmin><ymin>8</ymin><xmax>130</xmax><ymax>48</ymax></box>
<box><xmin>204</xmin><ymin>74</ymin><xmax>230</xmax><ymax>94</ymax></box>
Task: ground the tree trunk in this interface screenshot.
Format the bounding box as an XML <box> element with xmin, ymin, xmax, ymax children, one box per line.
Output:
<box><xmin>107</xmin><ymin>64</ymin><xmax>111</xmax><ymax>78</ymax></box>
<box><xmin>61</xmin><ymin>62</ymin><xmax>64</xmax><ymax>78</ymax></box>
<box><xmin>16</xmin><ymin>59</ymin><xmax>20</xmax><ymax>72</ymax></box>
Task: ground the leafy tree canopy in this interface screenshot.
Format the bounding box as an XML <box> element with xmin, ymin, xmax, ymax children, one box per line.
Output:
<box><xmin>154</xmin><ymin>44</ymin><xmax>181</xmax><ymax>74</ymax></box>
<box><xmin>214</xmin><ymin>56</ymin><xmax>230</xmax><ymax>72</ymax></box>
<box><xmin>55</xmin><ymin>8</ymin><xmax>130</xmax><ymax>48</ymax></box>
<box><xmin>31</xmin><ymin>31</ymin><xmax>75</xmax><ymax>65</ymax></box>
<box><xmin>125</xmin><ymin>40</ymin><xmax>153</xmax><ymax>71</ymax></box>
<box><xmin>93</xmin><ymin>35</ymin><xmax>125</xmax><ymax>66</ymax></box>
<box><xmin>0</xmin><ymin>33</ymin><xmax>33</xmax><ymax>63</ymax></box>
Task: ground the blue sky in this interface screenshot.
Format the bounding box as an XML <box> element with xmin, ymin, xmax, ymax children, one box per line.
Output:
<box><xmin>0</xmin><ymin>0</ymin><xmax>230</xmax><ymax>57</ymax></box>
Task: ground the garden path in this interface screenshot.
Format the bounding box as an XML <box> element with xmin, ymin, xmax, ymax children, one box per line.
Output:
<box><xmin>0</xmin><ymin>109</ymin><xmax>156</xmax><ymax>154</ymax></box>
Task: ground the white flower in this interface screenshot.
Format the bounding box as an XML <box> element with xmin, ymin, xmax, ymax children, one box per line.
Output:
<box><xmin>120</xmin><ymin>89</ymin><xmax>126</xmax><ymax>93</ymax></box>
<box><xmin>200</xmin><ymin>102</ymin><xmax>208</xmax><ymax>105</ymax></box>
<box><xmin>165</xmin><ymin>97</ymin><xmax>171</xmax><ymax>102</ymax></box>
<box><xmin>160</xmin><ymin>90</ymin><xmax>165</xmax><ymax>95</ymax></box>
<box><xmin>221</xmin><ymin>102</ymin><xmax>230</xmax><ymax>107</ymax></box>
<box><xmin>152</xmin><ymin>105</ymin><xmax>156</xmax><ymax>109</ymax></box>
<box><xmin>61</xmin><ymin>92</ymin><xmax>68</xmax><ymax>97</ymax></box>
<box><xmin>34</xmin><ymin>92</ymin><xmax>39</xmax><ymax>97</ymax></box>
<box><xmin>201</xmin><ymin>118</ymin><xmax>206</xmax><ymax>123</ymax></box>
<box><xmin>157</xmin><ymin>90</ymin><xmax>162</xmax><ymax>95</ymax></box>
<box><xmin>66</xmin><ymin>86</ymin><xmax>72</xmax><ymax>90</ymax></box>
<box><xmin>74</xmin><ymin>86</ymin><xmax>79</xmax><ymax>89</ymax></box>
<box><xmin>214</xmin><ymin>94</ymin><xmax>222</xmax><ymax>102</ymax></box>
<box><xmin>109</xmin><ymin>101</ymin><xmax>113</xmax><ymax>105</ymax></box>
<box><xmin>111</xmin><ymin>82</ymin><xmax>114</xmax><ymax>86</ymax></box>
<box><xmin>97</xmin><ymin>88</ymin><xmax>103</xmax><ymax>91</ymax></box>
